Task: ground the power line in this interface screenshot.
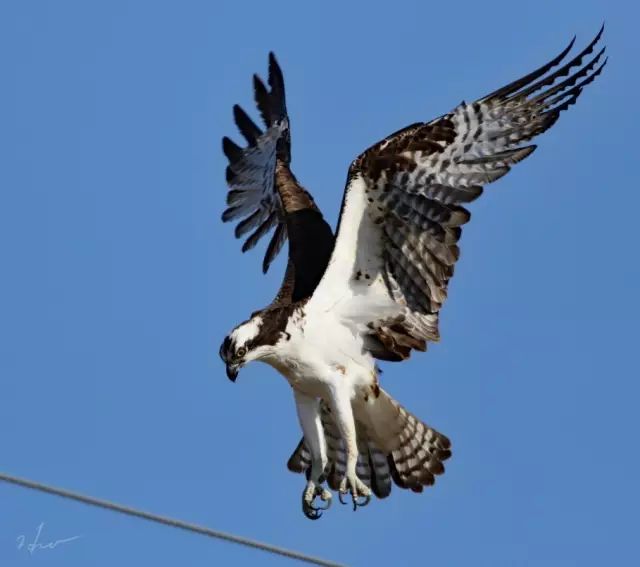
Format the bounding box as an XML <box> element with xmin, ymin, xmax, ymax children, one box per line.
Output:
<box><xmin>0</xmin><ymin>471</ymin><xmax>345</xmax><ymax>567</ymax></box>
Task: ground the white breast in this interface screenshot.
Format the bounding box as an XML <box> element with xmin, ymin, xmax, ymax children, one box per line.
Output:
<box><xmin>263</xmin><ymin>310</ymin><xmax>376</xmax><ymax>399</ymax></box>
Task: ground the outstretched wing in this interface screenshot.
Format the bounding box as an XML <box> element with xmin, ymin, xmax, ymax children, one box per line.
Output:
<box><xmin>222</xmin><ymin>53</ymin><xmax>290</xmax><ymax>274</ymax></box>
<box><xmin>222</xmin><ymin>53</ymin><xmax>334</xmax><ymax>304</ymax></box>
<box><xmin>307</xmin><ymin>27</ymin><xmax>606</xmax><ymax>360</ymax></box>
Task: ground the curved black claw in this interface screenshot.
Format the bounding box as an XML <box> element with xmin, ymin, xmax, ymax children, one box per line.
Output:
<box><xmin>302</xmin><ymin>485</ymin><xmax>333</xmax><ymax>520</ymax></box>
<box><xmin>354</xmin><ymin>493</ymin><xmax>371</xmax><ymax>509</ymax></box>
<box><xmin>338</xmin><ymin>491</ymin><xmax>349</xmax><ymax>506</ymax></box>
<box><xmin>339</xmin><ymin>475</ymin><xmax>372</xmax><ymax>511</ymax></box>
<box><xmin>303</xmin><ymin>504</ymin><xmax>323</xmax><ymax>521</ymax></box>
<box><xmin>315</xmin><ymin>497</ymin><xmax>331</xmax><ymax>511</ymax></box>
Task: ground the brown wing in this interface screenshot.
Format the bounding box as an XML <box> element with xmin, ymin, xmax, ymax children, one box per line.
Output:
<box><xmin>222</xmin><ymin>53</ymin><xmax>334</xmax><ymax>305</ymax></box>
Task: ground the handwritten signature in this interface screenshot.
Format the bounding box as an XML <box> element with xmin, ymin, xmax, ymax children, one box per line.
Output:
<box><xmin>16</xmin><ymin>522</ymin><xmax>81</xmax><ymax>555</ymax></box>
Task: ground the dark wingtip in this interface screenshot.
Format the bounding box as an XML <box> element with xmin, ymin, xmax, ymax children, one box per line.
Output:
<box><xmin>232</xmin><ymin>103</ymin><xmax>247</xmax><ymax>120</ymax></box>
<box><xmin>550</xmin><ymin>33</ymin><xmax>576</xmax><ymax>62</ymax></box>
<box><xmin>232</xmin><ymin>104</ymin><xmax>244</xmax><ymax>128</ymax></box>
<box><xmin>253</xmin><ymin>73</ymin><xmax>266</xmax><ymax>93</ymax></box>
<box><xmin>480</xmin><ymin>32</ymin><xmax>577</xmax><ymax>101</ymax></box>
<box><xmin>268</xmin><ymin>52</ymin><xmax>280</xmax><ymax>80</ymax></box>
<box><xmin>586</xmin><ymin>23</ymin><xmax>605</xmax><ymax>53</ymax></box>
<box><xmin>268</xmin><ymin>52</ymin><xmax>286</xmax><ymax>96</ymax></box>
<box><xmin>221</xmin><ymin>207</ymin><xmax>237</xmax><ymax>222</ymax></box>
<box><xmin>253</xmin><ymin>73</ymin><xmax>271</xmax><ymax>127</ymax></box>
<box><xmin>233</xmin><ymin>103</ymin><xmax>262</xmax><ymax>146</ymax></box>
<box><xmin>222</xmin><ymin>136</ymin><xmax>242</xmax><ymax>162</ymax></box>
<box><xmin>554</xmin><ymin>34</ymin><xmax>576</xmax><ymax>66</ymax></box>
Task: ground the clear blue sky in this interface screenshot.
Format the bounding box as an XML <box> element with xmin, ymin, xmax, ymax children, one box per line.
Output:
<box><xmin>1</xmin><ymin>1</ymin><xmax>637</xmax><ymax>566</ymax></box>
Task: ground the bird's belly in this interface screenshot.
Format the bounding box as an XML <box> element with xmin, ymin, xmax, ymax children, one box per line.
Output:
<box><xmin>265</xmin><ymin>355</ymin><xmax>331</xmax><ymax>397</ymax></box>
<box><xmin>264</xmin><ymin>334</ymin><xmax>376</xmax><ymax>399</ymax></box>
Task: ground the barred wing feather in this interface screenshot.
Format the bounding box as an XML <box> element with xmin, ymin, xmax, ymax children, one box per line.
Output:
<box><xmin>307</xmin><ymin>27</ymin><xmax>606</xmax><ymax>360</ymax></box>
<box><xmin>222</xmin><ymin>53</ymin><xmax>291</xmax><ymax>274</ymax></box>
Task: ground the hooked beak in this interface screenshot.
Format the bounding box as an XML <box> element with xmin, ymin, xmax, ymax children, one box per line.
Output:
<box><xmin>226</xmin><ymin>362</ymin><xmax>240</xmax><ymax>382</ymax></box>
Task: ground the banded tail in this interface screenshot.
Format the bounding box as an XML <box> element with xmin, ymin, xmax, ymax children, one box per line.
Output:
<box><xmin>287</xmin><ymin>388</ymin><xmax>451</xmax><ymax>497</ymax></box>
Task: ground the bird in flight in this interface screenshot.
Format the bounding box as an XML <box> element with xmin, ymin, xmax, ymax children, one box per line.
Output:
<box><xmin>219</xmin><ymin>27</ymin><xmax>606</xmax><ymax>520</ymax></box>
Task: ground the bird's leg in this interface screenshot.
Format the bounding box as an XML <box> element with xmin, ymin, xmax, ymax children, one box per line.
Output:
<box><xmin>293</xmin><ymin>390</ymin><xmax>332</xmax><ymax>520</ymax></box>
<box><xmin>326</xmin><ymin>382</ymin><xmax>371</xmax><ymax>511</ymax></box>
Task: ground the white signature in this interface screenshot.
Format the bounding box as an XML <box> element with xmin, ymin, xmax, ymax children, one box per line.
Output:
<box><xmin>16</xmin><ymin>522</ymin><xmax>81</xmax><ymax>555</ymax></box>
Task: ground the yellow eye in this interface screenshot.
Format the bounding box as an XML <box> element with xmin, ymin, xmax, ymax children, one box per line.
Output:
<box><xmin>236</xmin><ymin>347</ymin><xmax>247</xmax><ymax>358</ymax></box>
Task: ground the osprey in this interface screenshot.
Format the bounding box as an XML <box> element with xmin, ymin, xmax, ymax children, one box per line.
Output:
<box><xmin>219</xmin><ymin>28</ymin><xmax>606</xmax><ymax>519</ymax></box>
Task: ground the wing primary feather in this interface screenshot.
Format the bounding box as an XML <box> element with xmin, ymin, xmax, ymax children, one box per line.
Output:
<box><xmin>531</xmin><ymin>47</ymin><xmax>607</xmax><ymax>106</ymax></box>
<box><xmin>222</xmin><ymin>136</ymin><xmax>243</xmax><ymax>162</ymax></box>
<box><xmin>458</xmin><ymin>145</ymin><xmax>537</xmax><ymax>166</ymax></box>
<box><xmin>233</xmin><ymin>104</ymin><xmax>263</xmax><ymax>146</ymax></box>
<box><xmin>262</xmin><ymin>222</ymin><xmax>287</xmax><ymax>273</ymax></box>
<box><xmin>221</xmin><ymin>206</ymin><xmax>241</xmax><ymax>222</ymax></box>
<box><xmin>544</xmin><ymin>57</ymin><xmax>607</xmax><ymax>114</ymax></box>
<box><xmin>234</xmin><ymin>207</ymin><xmax>267</xmax><ymax>238</ymax></box>
<box><xmin>226</xmin><ymin>189</ymin><xmax>246</xmax><ymax>206</ymax></box>
<box><xmin>241</xmin><ymin>212</ymin><xmax>276</xmax><ymax>252</ymax></box>
<box><xmin>480</xmin><ymin>35</ymin><xmax>576</xmax><ymax>101</ymax></box>
<box><xmin>224</xmin><ymin>165</ymin><xmax>235</xmax><ymax>184</ymax></box>
<box><xmin>268</xmin><ymin>52</ymin><xmax>287</xmax><ymax>119</ymax></box>
<box><xmin>511</xmin><ymin>24</ymin><xmax>605</xmax><ymax>101</ymax></box>
<box><xmin>253</xmin><ymin>73</ymin><xmax>271</xmax><ymax>126</ymax></box>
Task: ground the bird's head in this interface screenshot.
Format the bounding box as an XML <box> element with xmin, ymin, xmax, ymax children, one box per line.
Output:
<box><xmin>219</xmin><ymin>313</ymin><xmax>283</xmax><ymax>382</ymax></box>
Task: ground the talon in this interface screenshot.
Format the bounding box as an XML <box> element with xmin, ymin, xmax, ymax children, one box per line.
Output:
<box><xmin>338</xmin><ymin>491</ymin><xmax>348</xmax><ymax>506</ymax></box>
<box><xmin>302</xmin><ymin>482</ymin><xmax>333</xmax><ymax>520</ymax></box>
<box><xmin>316</xmin><ymin>492</ymin><xmax>332</xmax><ymax>511</ymax></box>
<box><xmin>303</xmin><ymin>498</ymin><xmax>323</xmax><ymax>520</ymax></box>
<box><xmin>355</xmin><ymin>493</ymin><xmax>371</xmax><ymax>508</ymax></box>
<box><xmin>304</xmin><ymin>507</ymin><xmax>322</xmax><ymax>520</ymax></box>
<box><xmin>339</xmin><ymin>475</ymin><xmax>371</xmax><ymax>511</ymax></box>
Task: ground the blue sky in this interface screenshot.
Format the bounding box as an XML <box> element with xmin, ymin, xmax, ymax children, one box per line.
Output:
<box><xmin>1</xmin><ymin>1</ymin><xmax>638</xmax><ymax>566</ymax></box>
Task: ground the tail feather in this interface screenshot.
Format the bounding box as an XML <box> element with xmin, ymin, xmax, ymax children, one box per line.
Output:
<box><xmin>286</xmin><ymin>439</ymin><xmax>311</xmax><ymax>475</ymax></box>
<box><xmin>367</xmin><ymin>442</ymin><xmax>392</xmax><ymax>498</ymax></box>
<box><xmin>357</xmin><ymin>388</ymin><xmax>451</xmax><ymax>494</ymax></box>
<box><xmin>286</xmin><ymin>390</ymin><xmax>450</xmax><ymax>498</ymax></box>
<box><xmin>321</xmin><ymin>404</ymin><xmax>347</xmax><ymax>491</ymax></box>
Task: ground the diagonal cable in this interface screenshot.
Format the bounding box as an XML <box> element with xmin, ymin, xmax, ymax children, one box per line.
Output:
<box><xmin>0</xmin><ymin>471</ymin><xmax>345</xmax><ymax>567</ymax></box>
